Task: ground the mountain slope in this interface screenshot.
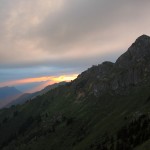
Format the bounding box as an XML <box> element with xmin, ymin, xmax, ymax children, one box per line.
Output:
<box><xmin>7</xmin><ymin>82</ymin><xmax>67</xmax><ymax>107</ymax></box>
<box><xmin>0</xmin><ymin>35</ymin><xmax>150</xmax><ymax>150</ymax></box>
<box><xmin>75</xmin><ymin>35</ymin><xmax>150</xmax><ymax>97</ymax></box>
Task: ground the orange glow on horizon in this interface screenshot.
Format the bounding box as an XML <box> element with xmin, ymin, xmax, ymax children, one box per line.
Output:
<box><xmin>0</xmin><ymin>74</ymin><xmax>78</xmax><ymax>91</ymax></box>
<box><xmin>51</xmin><ymin>74</ymin><xmax>78</xmax><ymax>82</ymax></box>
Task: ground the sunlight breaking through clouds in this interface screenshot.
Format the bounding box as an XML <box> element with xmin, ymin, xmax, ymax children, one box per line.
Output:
<box><xmin>0</xmin><ymin>0</ymin><xmax>150</xmax><ymax>92</ymax></box>
<box><xmin>0</xmin><ymin>74</ymin><xmax>78</xmax><ymax>87</ymax></box>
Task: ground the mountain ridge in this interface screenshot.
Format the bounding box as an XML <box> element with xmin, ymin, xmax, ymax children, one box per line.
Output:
<box><xmin>0</xmin><ymin>86</ymin><xmax>22</xmax><ymax>100</ymax></box>
<box><xmin>0</xmin><ymin>86</ymin><xmax>22</xmax><ymax>108</ymax></box>
<box><xmin>72</xmin><ymin>35</ymin><xmax>150</xmax><ymax>97</ymax></box>
<box><xmin>0</xmin><ymin>35</ymin><xmax>150</xmax><ymax>150</ymax></box>
<box><xmin>6</xmin><ymin>81</ymin><xmax>67</xmax><ymax>107</ymax></box>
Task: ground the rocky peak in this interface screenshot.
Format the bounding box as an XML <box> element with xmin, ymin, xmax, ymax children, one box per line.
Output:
<box><xmin>73</xmin><ymin>35</ymin><xmax>150</xmax><ymax>97</ymax></box>
<box><xmin>116</xmin><ymin>34</ymin><xmax>150</xmax><ymax>68</ymax></box>
<box><xmin>77</xmin><ymin>61</ymin><xmax>114</xmax><ymax>80</ymax></box>
<box><xmin>135</xmin><ymin>34</ymin><xmax>150</xmax><ymax>44</ymax></box>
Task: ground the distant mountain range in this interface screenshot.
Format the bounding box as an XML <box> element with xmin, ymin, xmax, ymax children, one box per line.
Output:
<box><xmin>0</xmin><ymin>86</ymin><xmax>22</xmax><ymax>100</ymax></box>
<box><xmin>6</xmin><ymin>81</ymin><xmax>67</xmax><ymax>107</ymax></box>
<box><xmin>0</xmin><ymin>86</ymin><xmax>22</xmax><ymax>108</ymax></box>
<box><xmin>0</xmin><ymin>35</ymin><xmax>150</xmax><ymax>150</ymax></box>
<box><xmin>0</xmin><ymin>82</ymin><xmax>67</xmax><ymax>109</ymax></box>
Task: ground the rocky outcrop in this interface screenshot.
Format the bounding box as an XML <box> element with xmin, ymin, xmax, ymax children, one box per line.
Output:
<box><xmin>116</xmin><ymin>34</ymin><xmax>150</xmax><ymax>68</ymax></box>
<box><xmin>73</xmin><ymin>35</ymin><xmax>150</xmax><ymax>97</ymax></box>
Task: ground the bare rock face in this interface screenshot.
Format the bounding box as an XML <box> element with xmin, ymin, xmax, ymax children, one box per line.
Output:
<box><xmin>116</xmin><ymin>34</ymin><xmax>150</xmax><ymax>68</ymax></box>
<box><xmin>114</xmin><ymin>34</ymin><xmax>150</xmax><ymax>87</ymax></box>
<box><xmin>73</xmin><ymin>35</ymin><xmax>150</xmax><ymax>97</ymax></box>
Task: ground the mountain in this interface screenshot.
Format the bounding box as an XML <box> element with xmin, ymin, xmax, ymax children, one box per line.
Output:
<box><xmin>6</xmin><ymin>82</ymin><xmax>67</xmax><ymax>107</ymax></box>
<box><xmin>33</xmin><ymin>81</ymin><xmax>67</xmax><ymax>97</ymax></box>
<box><xmin>0</xmin><ymin>35</ymin><xmax>150</xmax><ymax>150</ymax></box>
<box><xmin>74</xmin><ymin>35</ymin><xmax>150</xmax><ymax>97</ymax></box>
<box><xmin>0</xmin><ymin>86</ymin><xmax>22</xmax><ymax>100</ymax></box>
<box><xmin>0</xmin><ymin>87</ymin><xmax>22</xmax><ymax>108</ymax></box>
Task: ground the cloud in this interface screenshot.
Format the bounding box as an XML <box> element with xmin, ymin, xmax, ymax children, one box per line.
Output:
<box><xmin>0</xmin><ymin>0</ymin><xmax>150</xmax><ymax>73</ymax></box>
<box><xmin>0</xmin><ymin>74</ymin><xmax>78</xmax><ymax>92</ymax></box>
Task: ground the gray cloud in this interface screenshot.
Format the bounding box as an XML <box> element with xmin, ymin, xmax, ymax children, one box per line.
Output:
<box><xmin>30</xmin><ymin>0</ymin><xmax>150</xmax><ymax>54</ymax></box>
<box><xmin>0</xmin><ymin>0</ymin><xmax>150</xmax><ymax>73</ymax></box>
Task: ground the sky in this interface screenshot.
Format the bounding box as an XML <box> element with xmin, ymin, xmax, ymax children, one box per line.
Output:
<box><xmin>0</xmin><ymin>0</ymin><xmax>150</xmax><ymax>92</ymax></box>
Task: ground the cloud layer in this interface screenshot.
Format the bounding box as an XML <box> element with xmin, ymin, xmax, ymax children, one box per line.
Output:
<box><xmin>0</xmin><ymin>0</ymin><xmax>150</xmax><ymax>68</ymax></box>
<box><xmin>0</xmin><ymin>74</ymin><xmax>78</xmax><ymax>92</ymax></box>
<box><xmin>0</xmin><ymin>0</ymin><xmax>150</xmax><ymax>92</ymax></box>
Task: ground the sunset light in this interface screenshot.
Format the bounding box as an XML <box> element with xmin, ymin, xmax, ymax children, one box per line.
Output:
<box><xmin>0</xmin><ymin>74</ymin><xmax>78</xmax><ymax>92</ymax></box>
<box><xmin>52</xmin><ymin>74</ymin><xmax>78</xmax><ymax>82</ymax></box>
<box><xmin>0</xmin><ymin>0</ymin><xmax>150</xmax><ymax>149</ymax></box>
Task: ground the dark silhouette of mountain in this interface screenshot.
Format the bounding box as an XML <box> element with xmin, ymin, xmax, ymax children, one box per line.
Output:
<box><xmin>0</xmin><ymin>35</ymin><xmax>150</xmax><ymax>150</ymax></box>
<box><xmin>7</xmin><ymin>81</ymin><xmax>67</xmax><ymax>107</ymax></box>
<box><xmin>73</xmin><ymin>34</ymin><xmax>150</xmax><ymax>97</ymax></box>
<box><xmin>0</xmin><ymin>86</ymin><xmax>22</xmax><ymax>100</ymax></box>
<box><xmin>0</xmin><ymin>87</ymin><xmax>22</xmax><ymax>108</ymax></box>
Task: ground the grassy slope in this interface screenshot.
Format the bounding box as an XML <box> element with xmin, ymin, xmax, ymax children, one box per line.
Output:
<box><xmin>135</xmin><ymin>139</ymin><xmax>150</xmax><ymax>150</ymax></box>
<box><xmin>0</xmin><ymin>83</ymin><xmax>149</xmax><ymax>150</ymax></box>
